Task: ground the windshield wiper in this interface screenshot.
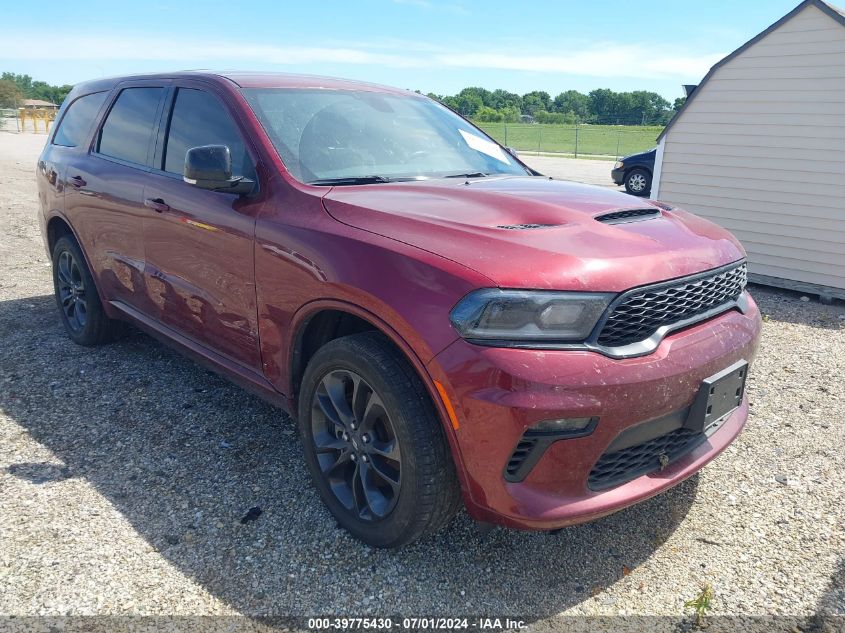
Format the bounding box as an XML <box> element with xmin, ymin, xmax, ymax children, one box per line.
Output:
<box><xmin>443</xmin><ymin>172</ymin><xmax>488</xmax><ymax>179</ymax></box>
<box><xmin>307</xmin><ymin>175</ymin><xmax>393</xmax><ymax>186</ymax></box>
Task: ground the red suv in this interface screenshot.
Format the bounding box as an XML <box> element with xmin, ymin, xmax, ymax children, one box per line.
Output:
<box><xmin>37</xmin><ymin>72</ymin><xmax>761</xmax><ymax>547</ymax></box>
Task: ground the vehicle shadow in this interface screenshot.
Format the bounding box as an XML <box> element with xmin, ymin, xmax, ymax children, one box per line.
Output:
<box><xmin>750</xmin><ymin>284</ymin><xmax>844</xmax><ymax>331</ymax></box>
<box><xmin>806</xmin><ymin>557</ymin><xmax>845</xmax><ymax>629</ymax></box>
<box><xmin>0</xmin><ymin>294</ymin><xmax>699</xmax><ymax>620</ymax></box>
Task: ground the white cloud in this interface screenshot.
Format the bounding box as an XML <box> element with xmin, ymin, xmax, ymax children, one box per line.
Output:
<box><xmin>435</xmin><ymin>45</ymin><xmax>724</xmax><ymax>79</ymax></box>
<box><xmin>0</xmin><ymin>33</ymin><xmax>722</xmax><ymax>81</ymax></box>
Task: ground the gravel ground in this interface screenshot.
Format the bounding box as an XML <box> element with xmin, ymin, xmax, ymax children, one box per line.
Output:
<box><xmin>0</xmin><ymin>132</ymin><xmax>843</xmax><ymax>631</ymax></box>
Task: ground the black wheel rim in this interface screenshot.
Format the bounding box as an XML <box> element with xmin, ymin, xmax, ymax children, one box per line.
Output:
<box><xmin>57</xmin><ymin>250</ymin><xmax>87</xmax><ymax>332</ymax></box>
<box><xmin>310</xmin><ymin>369</ymin><xmax>402</xmax><ymax>521</ymax></box>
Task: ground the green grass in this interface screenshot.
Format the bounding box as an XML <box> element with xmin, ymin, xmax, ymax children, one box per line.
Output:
<box><xmin>472</xmin><ymin>121</ymin><xmax>663</xmax><ymax>158</ymax></box>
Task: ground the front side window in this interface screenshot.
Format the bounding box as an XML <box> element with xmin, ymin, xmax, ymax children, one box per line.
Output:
<box><xmin>163</xmin><ymin>88</ymin><xmax>253</xmax><ymax>179</ymax></box>
<box><xmin>242</xmin><ymin>88</ymin><xmax>529</xmax><ymax>184</ymax></box>
<box><xmin>52</xmin><ymin>91</ymin><xmax>108</xmax><ymax>148</ymax></box>
<box><xmin>97</xmin><ymin>87</ymin><xmax>164</xmax><ymax>165</ymax></box>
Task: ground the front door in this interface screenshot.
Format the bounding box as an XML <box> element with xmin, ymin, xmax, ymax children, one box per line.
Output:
<box><xmin>141</xmin><ymin>84</ymin><xmax>262</xmax><ymax>370</ymax></box>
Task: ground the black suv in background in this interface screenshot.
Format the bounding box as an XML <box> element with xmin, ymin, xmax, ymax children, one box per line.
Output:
<box><xmin>612</xmin><ymin>148</ymin><xmax>656</xmax><ymax>196</ymax></box>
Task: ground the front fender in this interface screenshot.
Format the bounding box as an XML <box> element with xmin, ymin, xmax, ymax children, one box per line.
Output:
<box><xmin>284</xmin><ymin>296</ymin><xmax>451</xmax><ymax>399</ymax></box>
<box><xmin>277</xmin><ymin>295</ymin><xmax>474</xmax><ymax>504</ymax></box>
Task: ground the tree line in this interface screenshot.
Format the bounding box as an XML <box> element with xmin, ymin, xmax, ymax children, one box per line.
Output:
<box><xmin>0</xmin><ymin>73</ymin><xmax>73</xmax><ymax>108</ymax></box>
<box><xmin>0</xmin><ymin>71</ymin><xmax>686</xmax><ymax>128</ymax></box>
<box><xmin>426</xmin><ymin>87</ymin><xmax>686</xmax><ymax>126</ymax></box>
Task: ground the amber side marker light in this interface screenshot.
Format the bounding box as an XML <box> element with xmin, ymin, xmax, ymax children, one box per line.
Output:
<box><xmin>434</xmin><ymin>380</ymin><xmax>461</xmax><ymax>430</ymax></box>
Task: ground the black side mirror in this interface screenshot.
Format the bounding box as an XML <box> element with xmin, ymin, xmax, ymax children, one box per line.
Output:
<box><xmin>183</xmin><ymin>145</ymin><xmax>254</xmax><ymax>195</ymax></box>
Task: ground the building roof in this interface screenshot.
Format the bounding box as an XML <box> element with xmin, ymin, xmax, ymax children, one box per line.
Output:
<box><xmin>22</xmin><ymin>98</ymin><xmax>58</xmax><ymax>107</ymax></box>
<box><xmin>657</xmin><ymin>0</ymin><xmax>845</xmax><ymax>142</ymax></box>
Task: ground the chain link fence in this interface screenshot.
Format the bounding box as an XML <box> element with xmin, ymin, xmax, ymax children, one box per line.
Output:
<box><xmin>473</xmin><ymin>122</ymin><xmax>662</xmax><ymax>159</ymax></box>
<box><xmin>0</xmin><ymin>106</ymin><xmax>660</xmax><ymax>158</ymax></box>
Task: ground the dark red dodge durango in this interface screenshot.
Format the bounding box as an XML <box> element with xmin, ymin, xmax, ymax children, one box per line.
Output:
<box><xmin>37</xmin><ymin>72</ymin><xmax>761</xmax><ymax>547</ymax></box>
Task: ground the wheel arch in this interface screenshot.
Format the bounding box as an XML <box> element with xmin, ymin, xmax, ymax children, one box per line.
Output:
<box><xmin>46</xmin><ymin>215</ymin><xmax>77</xmax><ymax>258</ymax></box>
<box><xmin>289</xmin><ymin>301</ymin><xmax>437</xmax><ymax>405</ymax></box>
<box><xmin>290</xmin><ymin>306</ymin><xmax>380</xmax><ymax>399</ymax></box>
<box><xmin>625</xmin><ymin>164</ymin><xmax>653</xmax><ymax>178</ymax></box>
<box><xmin>285</xmin><ymin>300</ymin><xmax>470</xmax><ymax>495</ymax></box>
<box><xmin>44</xmin><ymin>213</ymin><xmax>114</xmax><ymax>316</ymax></box>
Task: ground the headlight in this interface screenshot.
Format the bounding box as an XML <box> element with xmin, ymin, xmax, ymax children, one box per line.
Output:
<box><xmin>614</xmin><ymin>161</ymin><xmax>624</xmax><ymax>170</ymax></box>
<box><xmin>450</xmin><ymin>289</ymin><xmax>614</xmax><ymax>342</ymax></box>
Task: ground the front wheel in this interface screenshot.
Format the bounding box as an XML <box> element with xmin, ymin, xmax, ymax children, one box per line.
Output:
<box><xmin>298</xmin><ymin>332</ymin><xmax>461</xmax><ymax>547</ymax></box>
<box><xmin>625</xmin><ymin>168</ymin><xmax>652</xmax><ymax>196</ymax></box>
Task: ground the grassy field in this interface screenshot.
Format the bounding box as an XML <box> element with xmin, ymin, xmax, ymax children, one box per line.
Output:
<box><xmin>473</xmin><ymin>122</ymin><xmax>662</xmax><ymax>158</ymax></box>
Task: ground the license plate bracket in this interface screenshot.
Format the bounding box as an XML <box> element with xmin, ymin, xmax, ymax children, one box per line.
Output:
<box><xmin>686</xmin><ymin>360</ymin><xmax>748</xmax><ymax>434</ymax></box>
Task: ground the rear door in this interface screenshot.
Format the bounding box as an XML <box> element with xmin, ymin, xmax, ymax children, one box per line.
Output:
<box><xmin>37</xmin><ymin>91</ymin><xmax>109</xmax><ymax>248</ymax></box>
<box><xmin>63</xmin><ymin>82</ymin><xmax>167</xmax><ymax>312</ymax></box>
<box><xmin>141</xmin><ymin>82</ymin><xmax>262</xmax><ymax>370</ymax></box>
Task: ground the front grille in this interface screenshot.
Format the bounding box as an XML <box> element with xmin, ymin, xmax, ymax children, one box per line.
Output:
<box><xmin>595</xmin><ymin>208</ymin><xmax>660</xmax><ymax>224</ymax></box>
<box><xmin>588</xmin><ymin>427</ymin><xmax>704</xmax><ymax>490</ymax></box>
<box><xmin>597</xmin><ymin>262</ymin><xmax>747</xmax><ymax>348</ymax></box>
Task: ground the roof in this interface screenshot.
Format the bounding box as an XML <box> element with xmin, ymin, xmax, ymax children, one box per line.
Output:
<box><xmin>657</xmin><ymin>0</ymin><xmax>845</xmax><ymax>142</ymax></box>
<box><xmin>22</xmin><ymin>99</ymin><xmax>58</xmax><ymax>107</ymax></box>
<box><xmin>69</xmin><ymin>71</ymin><xmax>415</xmax><ymax>99</ymax></box>
<box><xmin>217</xmin><ymin>71</ymin><xmax>413</xmax><ymax>95</ymax></box>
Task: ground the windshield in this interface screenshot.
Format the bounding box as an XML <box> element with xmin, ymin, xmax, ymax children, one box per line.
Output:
<box><xmin>242</xmin><ymin>88</ymin><xmax>530</xmax><ymax>184</ymax></box>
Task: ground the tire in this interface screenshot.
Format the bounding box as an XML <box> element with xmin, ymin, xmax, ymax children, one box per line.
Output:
<box><xmin>52</xmin><ymin>235</ymin><xmax>125</xmax><ymax>346</ymax></box>
<box><xmin>624</xmin><ymin>167</ymin><xmax>652</xmax><ymax>196</ymax></box>
<box><xmin>298</xmin><ymin>332</ymin><xmax>461</xmax><ymax>547</ymax></box>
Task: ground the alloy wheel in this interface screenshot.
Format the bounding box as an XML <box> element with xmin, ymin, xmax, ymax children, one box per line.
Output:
<box><xmin>57</xmin><ymin>250</ymin><xmax>87</xmax><ymax>332</ymax></box>
<box><xmin>628</xmin><ymin>173</ymin><xmax>647</xmax><ymax>192</ymax></box>
<box><xmin>310</xmin><ymin>369</ymin><xmax>402</xmax><ymax>520</ymax></box>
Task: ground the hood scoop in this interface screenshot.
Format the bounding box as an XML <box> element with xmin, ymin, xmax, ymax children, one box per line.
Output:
<box><xmin>496</xmin><ymin>223</ymin><xmax>561</xmax><ymax>230</ymax></box>
<box><xmin>595</xmin><ymin>208</ymin><xmax>661</xmax><ymax>225</ymax></box>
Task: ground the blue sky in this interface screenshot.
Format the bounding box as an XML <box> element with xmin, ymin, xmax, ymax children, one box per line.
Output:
<box><xmin>0</xmin><ymin>0</ymin><xmax>805</xmax><ymax>100</ymax></box>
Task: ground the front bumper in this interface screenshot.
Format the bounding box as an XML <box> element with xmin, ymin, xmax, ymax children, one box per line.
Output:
<box><xmin>611</xmin><ymin>167</ymin><xmax>625</xmax><ymax>185</ymax></box>
<box><xmin>429</xmin><ymin>294</ymin><xmax>762</xmax><ymax>530</ymax></box>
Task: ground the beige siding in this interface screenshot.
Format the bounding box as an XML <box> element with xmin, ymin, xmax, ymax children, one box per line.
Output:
<box><xmin>658</xmin><ymin>3</ymin><xmax>845</xmax><ymax>294</ymax></box>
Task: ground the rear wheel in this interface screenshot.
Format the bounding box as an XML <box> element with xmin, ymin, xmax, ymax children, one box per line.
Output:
<box><xmin>52</xmin><ymin>235</ymin><xmax>125</xmax><ymax>345</ymax></box>
<box><xmin>298</xmin><ymin>332</ymin><xmax>461</xmax><ymax>547</ymax></box>
<box><xmin>625</xmin><ymin>168</ymin><xmax>652</xmax><ymax>196</ymax></box>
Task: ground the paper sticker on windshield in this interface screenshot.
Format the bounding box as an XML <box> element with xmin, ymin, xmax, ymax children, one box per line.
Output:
<box><xmin>458</xmin><ymin>129</ymin><xmax>511</xmax><ymax>165</ymax></box>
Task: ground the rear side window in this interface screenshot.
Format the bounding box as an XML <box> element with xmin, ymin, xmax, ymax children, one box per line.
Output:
<box><xmin>163</xmin><ymin>88</ymin><xmax>254</xmax><ymax>179</ymax></box>
<box><xmin>52</xmin><ymin>92</ymin><xmax>108</xmax><ymax>148</ymax></box>
<box><xmin>97</xmin><ymin>87</ymin><xmax>164</xmax><ymax>165</ymax></box>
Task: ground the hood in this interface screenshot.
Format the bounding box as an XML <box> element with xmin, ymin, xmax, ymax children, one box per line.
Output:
<box><xmin>623</xmin><ymin>148</ymin><xmax>657</xmax><ymax>161</ymax></box>
<box><xmin>322</xmin><ymin>176</ymin><xmax>745</xmax><ymax>291</ymax></box>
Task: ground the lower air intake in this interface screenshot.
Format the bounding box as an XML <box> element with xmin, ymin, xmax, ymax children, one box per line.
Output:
<box><xmin>588</xmin><ymin>427</ymin><xmax>705</xmax><ymax>490</ymax></box>
<box><xmin>505</xmin><ymin>437</ymin><xmax>539</xmax><ymax>480</ymax></box>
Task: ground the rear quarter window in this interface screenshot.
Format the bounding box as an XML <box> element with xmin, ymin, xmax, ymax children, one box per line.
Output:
<box><xmin>52</xmin><ymin>92</ymin><xmax>108</xmax><ymax>148</ymax></box>
<box><xmin>97</xmin><ymin>87</ymin><xmax>164</xmax><ymax>165</ymax></box>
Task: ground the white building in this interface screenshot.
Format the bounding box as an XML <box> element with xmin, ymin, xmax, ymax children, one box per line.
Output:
<box><xmin>653</xmin><ymin>0</ymin><xmax>845</xmax><ymax>301</ymax></box>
